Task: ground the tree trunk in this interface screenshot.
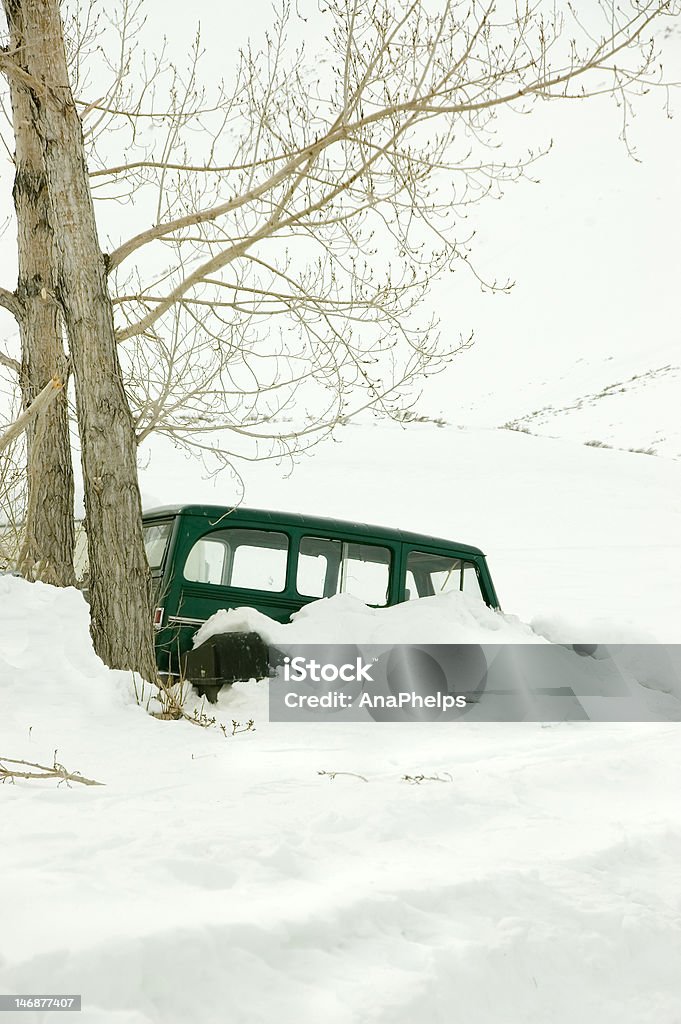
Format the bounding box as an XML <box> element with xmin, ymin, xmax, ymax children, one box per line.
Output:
<box><xmin>3</xmin><ymin>8</ymin><xmax>75</xmax><ymax>586</ymax></box>
<box><xmin>3</xmin><ymin>0</ymin><xmax>158</xmax><ymax>681</ymax></box>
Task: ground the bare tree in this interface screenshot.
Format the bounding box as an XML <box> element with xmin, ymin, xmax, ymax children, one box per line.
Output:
<box><xmin>0</xmin><ymin>0</ymin><xmax>677</xmax><ymax>678</ymax></box>
<box><xmin>1</xmin><ymin>11</ymin><xmax>75</xmax><ymax>586</ymax></box>
<box><xmin>88</xmin><ymin>0</ymin><xmax>678</xmax><ymax>469</ymax></box>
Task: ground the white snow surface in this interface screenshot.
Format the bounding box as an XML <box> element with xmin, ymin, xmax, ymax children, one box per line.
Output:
<box><xmin>2</xmin><ymin>575</ymin><xmax>681</xmax><ymax>1023</ymax></box>
<box><xmin>192</xmin><ymin>590</ymin><xmax>546</xmax><ymax>650</ymax></box>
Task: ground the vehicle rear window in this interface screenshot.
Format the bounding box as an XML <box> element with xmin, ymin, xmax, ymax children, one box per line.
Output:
<box><xmin>143</xmin><ymin>521</ymin><xmax>172</xmax><ymax>572</ymax></box>
<box><xmin>405</xmin><ymin>550</ymin><xmax>483</xmax><ymax>601</ymax></box>
<box><xmin>297</xmin><ymin>536</ymin><xmax>391</xmax><ymax>606</ymax></box>
<box><xmin>184</xmin><ymin>528</ymin><xmax>289</xmax><ymax>592</ymax></box>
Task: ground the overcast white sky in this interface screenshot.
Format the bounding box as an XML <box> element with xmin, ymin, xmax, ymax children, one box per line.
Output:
<box><xmin>0</xmin><ymin>1</ymin><xmax>679</xmax><ymax>427</ymax></box>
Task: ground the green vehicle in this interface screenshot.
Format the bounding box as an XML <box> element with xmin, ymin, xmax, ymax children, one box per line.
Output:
<box><xmin>143</xmin><ymin>504</ymin><xmax>500</xmax><ymax>700</ymax></box>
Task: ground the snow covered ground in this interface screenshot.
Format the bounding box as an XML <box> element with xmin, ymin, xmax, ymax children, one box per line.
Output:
<box><xmin>5</xmin><ymin>420</ymin><xmax>681</xmax><ymax>1021</ymax></box>
<box><xmin>5</xmin><ymin>250</ymin><xmax>681</xmax><ymax>1024</ymax></box>
<box><xmin>2</xmin><ymin>575</ymin><xmax>681</xmax><ymax>1024</ymax></box>
<box><xmin>1</xmin><ymin>10</ymin><xmax>680</xmax><ymax>1022</ymax></box>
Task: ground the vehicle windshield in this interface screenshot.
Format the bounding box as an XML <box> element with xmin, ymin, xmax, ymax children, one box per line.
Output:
<box><xmin>143</xmin><ymin>521</ymin><xmax>172</xmax><ymax>572</ymax></box>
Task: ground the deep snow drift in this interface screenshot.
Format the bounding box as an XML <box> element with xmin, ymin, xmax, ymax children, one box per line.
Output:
<box><xmin>191</xmin><ymin>589</ymin><xmax>546</xmax><ymax>649</ymax></box>
<box><xmin>2</xmin><ymin>575</ymin><xmax>681</xmax><ymax>1023</ymax></box>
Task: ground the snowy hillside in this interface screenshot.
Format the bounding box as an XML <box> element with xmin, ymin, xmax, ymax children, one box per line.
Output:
<box><xmin>461</xmin><ymin>351</ymin><xmax>681</xmax><ymax>459</ymax></box>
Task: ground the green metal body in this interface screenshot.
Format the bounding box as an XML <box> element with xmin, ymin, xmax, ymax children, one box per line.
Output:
<box><xmin>143</xmin><ymin>504</ymin><xmax>500</xmax><ymax>676</ymax></box>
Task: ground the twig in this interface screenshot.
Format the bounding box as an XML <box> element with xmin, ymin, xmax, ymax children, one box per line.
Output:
<box><xmin>149</xmin><ymin>675</ymin><xmax>255</xmax><ymax>736</ymax></box>
<box><xmin>231</xmin><ymin>719</ymin><xmax>255</xmax><ymax>735</ymax></box>
<box><xmin>402</xmin><ymin>772</ymin><xmax>453</xmax><ymax>785</ymax></box>
<box><xmin>317</xmin><ymin>769</ymin><xmax>369</xmax><ymax>783</ymax></box>
<box><xmin>0</xmin><ymin>753</ymin><xmax>104</xmax><ymax>787</ymax></box>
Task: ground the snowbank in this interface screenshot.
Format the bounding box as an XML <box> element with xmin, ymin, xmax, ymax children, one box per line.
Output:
<box><xmin>0</xmin><ymin>574</ymin><xmax>144</xmax><ymax>713</ymax></box>
<box><xmin>192</xmin><ymin>590</ymin><xmax>548</xmax><ymax>649</ymax></box>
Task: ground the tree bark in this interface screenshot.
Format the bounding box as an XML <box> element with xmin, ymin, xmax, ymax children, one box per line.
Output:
<box><xmin>3</xmin><ymin>7</ymin><xmax>75</xmax><ymax>586</ymax></box>
<box><xmin>2</xmin><ymin>0</ymin><xmax>157</xmax><ymax>680</ymax></box>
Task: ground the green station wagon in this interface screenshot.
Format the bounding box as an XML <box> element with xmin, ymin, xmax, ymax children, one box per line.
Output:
<box><xmin>143</xmin><ymin>504</ymin><xmax>499</xmax><ymax>699</ymax></box>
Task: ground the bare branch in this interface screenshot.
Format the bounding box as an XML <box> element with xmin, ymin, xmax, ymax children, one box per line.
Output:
<box><xmin>0</xmin><ymin>287</ymin><xmax>23</xmax><ymax>322</ymax></box>
<box><xmin>0</xmin><ymin>377</ymin><xmax>63</xmax><ymax>454</ymax></box>
<box><xmin>0</xmin><ymin>46</ymin><xmax>47</xmax><ymax>94</ymax></box>
<box><xmin>0</xmin><ymin>755</ymin><xmax>104</xmax><ymax>787</ymax></box>
<box><xmin>71</xmin><ymin>0</ymin><xmax>679</xmax><ymax>469</ymax></box>
<box><xmin>0</xmin><ymin>349</ymin><xmax>21</xmax><ymax>376</ymax></box>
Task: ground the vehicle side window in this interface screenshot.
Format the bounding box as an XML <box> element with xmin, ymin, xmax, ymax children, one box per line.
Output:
<box><xmin>184</xmin><ymin>528</ymin><xmax>289</xmax><ymax>592</ymax></box>
<box><xmin>297</xmin><ymin>536</ymin><xmax>391</xmax><ymax>605</ymax></box>
<box><xmin>405</xmin><ymin>550</ymin><xmax>483</xmax><ymax>601</ymax></box>
<box><xmin>184</xmin><ymin>536</ymin><xmax>227</xmax><ymax>585</ymax></box>
<box><xmin>297</xmin><ymin>536</ymin><xmax>341</xmax><ymax>599</ymax></box>
<box><xmin>143</xmin><ymin>521</ymin><xmax>172</xmax><ymax>572</ymax></box>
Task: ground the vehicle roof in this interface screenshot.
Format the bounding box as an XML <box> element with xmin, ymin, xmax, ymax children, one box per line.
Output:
<box><xmin>142</xmin><ymin>504</ymin><xmax>486</xmax><ymax>557</ymax></box>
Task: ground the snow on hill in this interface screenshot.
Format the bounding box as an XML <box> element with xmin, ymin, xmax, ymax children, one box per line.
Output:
<box><xmin>464</xmin><ymin>351</ymin><xmax>681</xmax><ymax>459</ymax></box>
